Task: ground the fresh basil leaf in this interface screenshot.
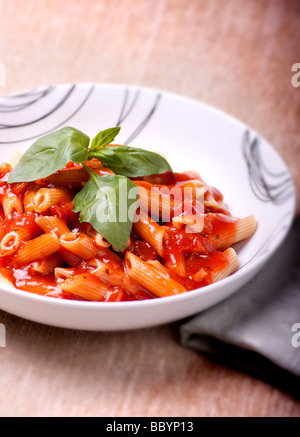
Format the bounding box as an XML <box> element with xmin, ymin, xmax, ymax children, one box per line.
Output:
<box><xmin>73</xmin><ymin>174</ymin><xmax>138</xmax><ymax>252</ymax></box>
<box><xmin>91</xmin><ymin>145</ymin><xmax>173</xmax><ymax>177</ymax></box>
<box><xmin>90</xmin><ymin>127</ymin><xmax>121</xmax><ymax>152</ymax></box>
<box><xmin>8</xmin><ymin>127</ymin><xmax>90</xmax><ymax>183</ymax></box>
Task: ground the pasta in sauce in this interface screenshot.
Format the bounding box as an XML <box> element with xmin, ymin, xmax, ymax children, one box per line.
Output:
<box><xmin>0</xmin><ymin>160</ymin><xmax>256</xmax><ymax>302</ymax></box>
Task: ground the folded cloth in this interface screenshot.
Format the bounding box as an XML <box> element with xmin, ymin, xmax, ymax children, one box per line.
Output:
<box><xmin>180</xmin><ymin>216</ymin><xmax>300</xmax><ymax>398</ymax></box>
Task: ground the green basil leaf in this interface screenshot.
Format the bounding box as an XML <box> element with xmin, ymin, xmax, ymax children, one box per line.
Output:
<box><xmin>8</xmin><ymin>127</ymin><xmax>90</xmax><ymax>183</ymax></box>
<box><xmin>73</xmin><ymin>174</ymin><xmax>138</xmax><ymax>252</ymax></box>
<box><xmin>90</xmin><ymin>127</ymin><xmax>121</xmax><ymax>152</ymax></box>
<box><xmin>91</xmin><ymin>145</ymin><xmax>173</xmax><ymax>177</ymax></box>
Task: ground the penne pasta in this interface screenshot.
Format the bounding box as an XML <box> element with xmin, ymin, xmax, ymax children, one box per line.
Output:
<box><xmin>2</xmin><ymin>194</ymin><xmax>23</xmax><ymax>217</ymax></box>
<box><xmin>34</xmin><ymin>187</ymin><xmax>73</xmax><ymax>213</ymax></box>
<box><xmin>59</xmin><ymin>273</ymin><xmax>109</xmax><ymax>301</ymax></box>
<box><xmin>23</xmin><ymin>185</ymin><xmax>40</xmax><ymax>212</ymax></box>
<box><xmin>35</xmin><ymin>215</ymin><xmax>70</xmax><ymax>237</ymax></box>
<box><xmin>41</xmin><ymin>164</ymin><xmax>114</xmax><ymax>188</ymax></box>
<box><xmin>14</xmin><ymin>232</ymin><xmax>60</xmax><ymax>266</ymax></box>
<box><xmin>31</xmin><ymin>252</ymin><xmax>65</xmax><ymax>274</ymax></box>
<box><xmin>59</xmin><ymin>232</ymin><xmax>99</xmax><ymax>259</ymax></box>
<box><xmin>34</xmin><ymin>216</ymin><xmax>83</xmax><ymax>266</ymax></box>
<box><xmin>211</xmin><ymin>247</ymin><xmax>239</xmax><ymax>283</ymax></box>
<box><xmin>90</xmin><ymin>258</ymin><xmax>146</xmax><ymax>297</ymax></box>
<box><xmin>0</xmin><ymin>142</ymin><xmax>257</xmax><ymax>302</ymax></box>
<box><xmin>0</xmin><ymin>225</ymin><xmax>40</xmax><ymax>257</ymax></box>
<box><xmin>41</xmin><ymin>166</ymin><xmax>90</xmax><ymax>188</ymax></box>
<box><xmin>146</xmin><ymin>259</ymin><xmax>170</xmax><ymax>278</ymax></box>
<box><xmin>125</xmin><ymin>252</ymin><xmax>186</xmax><ymax>298</ymax></box>
<box><xmin>54</xmin><ymin>266</ymin><xmax>76</xmax><ymax>281</ymax></box>
<box><xmin>133</xmin><ymin>210</ymin><xmax>168</xmax><ymax>257</ymax></box>
<box><xmin>210</xmin><ymin>214</ymin><xmax>257</xmax><ymax>251</ymax></box>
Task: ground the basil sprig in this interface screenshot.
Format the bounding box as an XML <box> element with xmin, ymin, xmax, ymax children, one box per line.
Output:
<box><xmin>8</xmin><ymin>126</ymin><xmax>172</xmax><ymax>251</ymax></box>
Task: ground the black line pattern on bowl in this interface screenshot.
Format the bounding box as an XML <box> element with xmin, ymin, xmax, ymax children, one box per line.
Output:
<box><xmin>242</xmin><ymin>130</ymin><xmax>294</xmax><ymax>205</ymax></box>
<box><xmin>115</xmin><ymin>87</ymin><xmax>161</xmax><ymax>144</ymax></box>
<box><xmin>0</xmin><ymin>84</ymin><xmax>94</xmax><ymax>144</ymax></box>
<box><xmin>1</xmin><ymin>87</ymin><xmax>53</xmax><ymax>99</ymax></box>
<box><xmin>125</xmin><ymin>93</ymin><xmax>161</xmax><ymax>144</ymax></box>
<box><xmin>0</xmin><ymin>85</ymin><xmax>161</xmax><ymax>146</ymax></box>
<box><xmin>0</xmin><ymin>86</ymin><xmax>55</xmax><ymax>112</ymax></box>
<box><xmin>115</xmin><ymin>88</ymin><xmax>140</xmax><ymax>126</ymax></box>
<box><xmin>0</xmin><ymin>85</ymin><xmax>76</xmax><ymax>129</ymax></box>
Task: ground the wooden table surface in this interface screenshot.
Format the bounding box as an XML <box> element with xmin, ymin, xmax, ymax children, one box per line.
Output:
<box><xmin>0</xmin><ymin>0</ymin><xmax>299</xmax><ymax>417</ymax></box>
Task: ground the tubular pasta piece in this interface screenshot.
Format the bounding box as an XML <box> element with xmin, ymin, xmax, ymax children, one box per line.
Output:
<box><xmin>235</xmin><ymin>214</ymin><xmax>257</xmax><ymax>244</ymax></box>
<box><xmin>59</xmin><ymin>232</ymin><xmax>98</xmax><ymax>259</ymax></box>
<box><xmin>211</xmin><ymin>247</ymin><xmax>238</xmax><ymax>282</ymax></box>
<box><xmin>35</xmin><ymin>216</ymin><xmax>80</xmax><ymax>265</ymax></box>
<box><xmin>59</xmin><ymin>273</ymin><xmax>109</xmax><ymax>301</ymax></box>
<box><xmin>41</xmin><ymin>167</ymin><xmax>90</xmax><ymax>187</ymax></box>
<box><xmin>35</xmin><ymin>215</ymin><xmax>70</xmax><ymax>237</ymax></box>
<box><xmin>54</xmin><ymin>267</ymin><xmax>75</xmax><ymax>280</ymax></box>
<box><xmin>34</xmin><ymin>187</ymin><xmax>73</xmax><ymax>213</ymax></box>
<box><xmin>2</xmin><ymin>194</ymin><xmax>23</xmax><ymax>217</ymax></box>
<box><xmin>211</xmin><ymin>214</ymin><xmax>257</xmax><ymax>251</ymax></box>
<box><xmin>0</xmin><ymin>231</ymin><xmax>20</xmax><ymax>257</ymax></box>
<box><xmin>42</xmin><ymin>165</ymin><xmax>114</xmax><ymax>188</ymax></box>
<box><xmin>125</xmin><ymin>252</ymin><xmax>186</xmax><ymax>298</ymax></box>
<box><xmin>60</xmin><ymin>250</ymin><xmax>82</xmax><ymax>267</ymax></box>
<box><xmin>133</xmin><ymin>210</ymin><xmax>168</xmax><ymax>257</ymax></box>
<box><xmin>79</xmin><ymin>224</ymin><xmax>118</xmax><ymax>250</ymax></box>
<box><xmin>146</xmin><ymin>260</ymin><xmax>170</xmax><ymax>278</ymax></box>
<box><xmin>23</xmin><ymin>186</ymin><xmax>40</xmax><ymax>212</ymax></box>
<box><xmin>91</xmin><ymin>258</ymin><xmax>144</xmax><ymax>296</ymax></box>
<box><xmin>14</xmin><ymin>232</ymin><xmax>60</xmax><ymax>266</ymax></box>
<box><xmin>31</xmin><ymin>253</ymin><xmax>65</xmax><ymax>274</ymax></box>
<box><xmin>0</xmin><ymin>224</ymin><xmax>41</xmax><ymax>257</ymax></box>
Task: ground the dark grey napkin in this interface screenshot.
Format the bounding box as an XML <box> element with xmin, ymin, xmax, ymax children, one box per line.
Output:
<box><xmin>180</xmin><ymin>216</ymin><xmax>300</xmax><ymax>398</ymax></box>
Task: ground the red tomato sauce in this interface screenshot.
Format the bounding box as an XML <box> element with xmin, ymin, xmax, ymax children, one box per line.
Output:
<box><xmin>0</xmin><ymin>164</ymin><xmax>238</xmax><ymax>301</ymax></box>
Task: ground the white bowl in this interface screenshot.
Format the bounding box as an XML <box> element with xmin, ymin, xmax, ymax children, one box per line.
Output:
<box><xmin>0</xmin><ymin>83</ymin><xmax>296</xmax><ymax>330</ymax></box>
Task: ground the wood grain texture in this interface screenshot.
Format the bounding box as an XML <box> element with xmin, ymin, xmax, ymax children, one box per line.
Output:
<box><xmin>0</xmin><ymin>0</ymin><xmax>299</xmax><ymax>417</ymax></box>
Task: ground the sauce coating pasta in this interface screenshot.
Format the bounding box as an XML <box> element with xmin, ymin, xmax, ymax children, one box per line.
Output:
<box><xmin>0</xmin><ymin>159</ymin><xmax>256</xmax><ymax>301</ymax></box>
